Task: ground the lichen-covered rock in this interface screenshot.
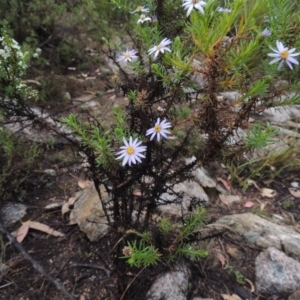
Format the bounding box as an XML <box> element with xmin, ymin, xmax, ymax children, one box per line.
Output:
<box><xmin>159</xmin><ymin>180</ymin><xmax>208</xmax><ymax>217</ymax></box>
<box><xmin>256</xmin><ymin>247</ymin><xmax>300</xmax><ymax>294</ymax></box>
<box><xmin>69</xmin><ymin>183</ymin><xmax>110</xmax><ymax>241</ymax></box>
<box><xmin>215</xmin><ymin>213</ymin><xmax>300</xmax><ymax>260</ymax></box>
<box><xmin>145</xmin><ymin>265</ymin><xmax>190</xmax><ymax>300</ymax></box>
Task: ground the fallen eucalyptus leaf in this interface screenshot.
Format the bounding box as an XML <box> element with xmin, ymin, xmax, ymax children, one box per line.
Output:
<box><xmin>288</xmin><ymin>188</ymin><xmax>300</xmax><ymax>198</ymax></box>
<box><xmin>132</xmin><ymin>189</ymin><xmax>142</xmax><ymax>196</ymax></box>
<box><xmin>44</xmin><ymin>202</ymin><xmax>65</xmax><ymax>210</ymax></box>
<box><xmin>62</xmin><ymin>196</ymin><xmax>80</xmax><ymax>216</ymax></box>
<box><xmin>28</xmin><ymin>221</ymin><xmax>65</xmax><ymax>237</ymax></box>
<box><xmin>221</xmin><ymin>294</ymin><xmax>242</xmax><ymax>300</ymax></box>
<box><xmin>260</xmin><ymin>188</ymin><xmax>276</xmax><ymax>198</ymax></box>
<box><xmin>217</xmin><ymin>177</ymin><xmax>231</xmax><ymax>191</ymax></box>
<box><xmin>244</xmin><ymin>201</ymin><xmax>254</xmax><ymax>208</ymax></box>
<box><xmin>219</xmin><ymin>194</ymin><xmax>230</xmax><ymax>207</ymax></box>
<box><xmin>245</xmin><ymin>278</ymin><xmax>255</xmax><ymax>293</ymax></box>
<box><xmin>14</xmin><ymin>221</ymin><xmax>30</xmax><ymax>243</ymax></box>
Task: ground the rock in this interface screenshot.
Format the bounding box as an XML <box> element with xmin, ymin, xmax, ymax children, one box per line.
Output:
<box><xmin>69</xmin><ymin>183</ymin><xmax>110</xmax><ymax>242</ymax></box>
<box><xmin>0</xmin><ymin>203</ymin><xmax>32</xmax><ymax>227</ymax></box>
<box><xmin>255</xmin><ymin>247</ymin><xmax>300</xmax><ymax>294</ymax></box>
<box><xmin>145</xmin><ymin>265</ymin><xmax>190</xmax><ymax>300</ymax></box>
<box><xmin>185</xmin><ymin>157</ymin><xmax>216</xmax><ymax>188</ymax></box>
<box><xmin>219</xmin><ymin>194</ymin><xmax>241</xmax><ymax>206</ymax></box>
<box><xmin>220</xmin><ymin>91</ymin><xmax>241</xmax><ymax>103</ymax></box>
<box><xmin>273</xmin><ymin>125</ymin><xmax>300</xmax><ymax>138</ymax></box>
<box><xmin>63</xmin><ymin>92</ymin><xmax>71</xmax><ymax>101</ymax></box>
<box><xmin>215</xmin><ymin>213</ymin><xmax>300</xmax><ymax>260</ymax></box>
<box><xmin>263</xmin><ymin>105</ymin><xmax>300</xmax><ymax>123</ymax></box>
<box><xmin>226</xmin><ymin>127</ymin><xmax>247</xmax><ymax>146</ymax></box>
<box><xmin>159</xmin><ymin>180</ymin><xmax>208</xmax><ymax>217</ymax></box>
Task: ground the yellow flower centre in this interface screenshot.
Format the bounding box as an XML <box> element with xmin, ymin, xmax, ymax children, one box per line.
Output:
<box><xmin>156</xmin><ymin>44</ymin><xmax>162</xmax><ymax>51</ymax></box>
<box><xmin>137</xmin><ymin>6</ymin><xmax>142</xmax><ymax>11</ymax></box>
<box><xmin>281</xmin><ymin>50</ymin><xmax>289</xmax><ymax>60</ymax></box>
<box><xmin>126</xmin><ymin>146</ymin><xmax>135</xmax><ymax>155</ymax></box>
<box><xmin>154</xmin><ymin>124</ymin><xmax>162</xmax><ymax>132</ymax></box>
<box><xmin>124</xmin><ymin>53</ymin><xmax>131</xmax><ymax>59</ymax></box>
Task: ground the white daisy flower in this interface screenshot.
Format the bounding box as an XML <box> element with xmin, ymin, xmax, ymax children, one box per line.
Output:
<box><xmin>146</xmin><ymin>118</ymin><xmax>171</xmax><ymax>142</ymax></box>
<box><xmin>117</xmin><ymin>49</ymin><xmax>138</xmax><ymax>63</ymax></box>
<box><xmin>268</xmin><ymin>40</ymin><xmax>300</xmax><ymax>70</ymax></box>
<box><xmin>217</xmin><ymin>7</ymin><xmax>231</xmax><ymax>13</ymax></box>
<box><xmin>131</xmin><ymin>5</ymin><xmax>149</xmax><ymax>14</ymax></box>
<box><xmin>116</xmin><ymin>137</ymin><xmax>147</xmax><ymax>167</ymax></box>
<box><xmin>148</xmin><ymin>38</ymin><xmax>172</xmax><ymax>59</ymax></box>
<box><xmin>182</xmin><ymin>0</ymin><xmax>207</xmax><ymax>17</ymax></box>
<box><xmin>137</xmin><ymin>14</ymin><xmax>152</xmax><ymax>24</ymax></box>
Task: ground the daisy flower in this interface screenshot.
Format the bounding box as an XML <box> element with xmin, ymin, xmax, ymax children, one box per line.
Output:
<box><xmin>182</xmin><ymin>0</ymin><xmax>207</xmax><ymax>17</ymax></box>
<box><xmin>148</xmin><ymin>38</ymin><xmax>172</xmax><ymax>59</ymax></box>
<box><xmin>137</xmin><ymin>14</ymin><xmax>152</xmax><ymax>24</ymax></box>
<box><xmin>146</xmin><ymin>118</ymin><xmax>171</xmax><ymax>142</ymax></box>
<box><xmin>261</xmin><ymin>28</ymin><xmax>271</xmax><ymax>37</ymax></box>
<box><xmin>152</xmin><ymin>14</ymin><xmax>158</xmax><ymax>22</ymax></box>
<box><xmin>268</xmin><ymin>40</ymin><xmax>300</xmax><ymax>70</ymax></box>
<box><xmin>131</xmin><ymin>5</ymin><xmax>149</xmax><ymax>14</ymax></box>
<box><xmin>117</xmin><ymin>49</ymin><xmax>138</xmax><ymax>63</ymax></box>
<box><xmin>116</xmin><ymin>137</ymin><xmax>147</xmax><ymax>167</ymax></box>
<box><xmin>217</xmin><ymin>7</ymin><xmax>231</xmax><ymax>13</ymax></box>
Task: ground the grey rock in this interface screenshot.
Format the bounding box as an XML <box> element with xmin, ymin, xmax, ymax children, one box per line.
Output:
<box><xmin>263</xmin><ymin>105</ymin><xmax>300</xmax><ymax>123</ymax></box>
<box><xmin>145</xmin><ymin>265</ymin><xmax>190</xmax><ymax>300</ymax></box>
<box><xmin>226</xmin><ymin>127</ymin><xmax>247</xmax><ymax>146</ymax></box>
<box><xmin>69</xmin><ymin>183</ymin><xmax>110</xmax><ymax>241</ymax></box>
<box><xmin>215</xmin><ymin>213</ymin><xmax>300</xmax><ymax>260</ymax></box>
<box><xmin>63</xmin><ymin>92</ymin><xmax>71</xmax><ymax>101</ymax></box>
<box><xmin>159</xmin><ymin>180</ymin><xmax>208</xmax><ymax>216</ymax></box>
<box><xmin>185</xmin><ymin>157</ymin><xmax>216</xmax><ymax>188</ymax></box>
<box><xmin>256</xmin><ymin>247</ymin><xmax>300</xmax><ymax>294</ymax></box>
<box><xmin>0</xmin><ymin>203</ymin><xmax>31</xmax><ymax>226</ymax></box>
<box><xmin>191</xmin><ymin>59</ymin><xmax>205</xmax><ymax>89</ymax></box>
<box><xmin>220</xmin><ymin>91</ymin><xmax>241</xmax><ymax>103</ymax></box>
<box><xmin>274</xmin><ymin>80</ymin><xmax>289</xmax><ymax>89</ymax></box>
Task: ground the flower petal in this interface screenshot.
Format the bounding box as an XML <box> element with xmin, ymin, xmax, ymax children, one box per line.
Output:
<box><xmin>287</xmin><ymin>57</ymin><xmax>299</xmax><ymax>65</ymax></box>
<box><xmin>122</xmin><ymin>154</ymin><xmax>129</xmax><ymax>166</ymax></box>
<box><xmin>269</xmin><ymin>57</ymin><xmax>282</xmax><ymax>65</ymax></box>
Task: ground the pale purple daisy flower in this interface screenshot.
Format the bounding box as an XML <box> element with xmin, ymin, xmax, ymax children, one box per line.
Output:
<box><xmin>137</xmin><ymin>14</ymin><xmax>152</xmax><ymax>24</ymax></box>
<box><xmin>146</xmin><ymin>118</ymin><xmax>171</xmax><ymax>142</ymax></box>
<box><xmin>268</xmin><ymin>40</ymin><xmax>300</xmax><ymax>70</ymax></box>
<box><xmin>262</xmin><ymin>28</ymin><xmax>271</xmax><ymax>37</ymax></box>
<box><xmin>131</xmin><ymin>5</ymin><xmax>149</xmax><ymax>14</ymax></box>
<box><xmin>217</xmin><ymin>7</ymin><xmax>231</xmax><ymax>13</ymax></box>
<box><xmin>182</xmin><ymin>0</ymin><xmax>207</xmax><ymax>17</ymax></box>
<box><xmin>148</xmin><ymin>38</ymin><xmax>172</xmax><ymax>59</ymax></box>
<box><xmin>117</xmin><ymin>49</ymin><xmax>138</xmax><ymax>63</ymax></box>
<box><xmin>116</xmin><ymin>137</ymin><xmax>147</xmax><ymax>166</ymax></box>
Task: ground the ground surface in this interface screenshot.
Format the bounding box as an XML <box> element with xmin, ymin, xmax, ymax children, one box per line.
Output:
<box><xmin>1</xmin><ymin>68</ymin><xmax>300</xmax><ymax>300</ymax></box>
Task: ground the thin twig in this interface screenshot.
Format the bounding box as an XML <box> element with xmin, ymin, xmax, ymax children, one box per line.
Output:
<box><xmin>0</xmin><ymin>222</ymin><xmax>76</xmax><ymax>300</ymax></box>
<box><xmin>69</xmin><ymin>263</ymin><xmax>112</xmax><ymax>277</ymax></box>
<box><xmin>120</xmin><ymin>267</ymin><xmax>145</xmax><ymax>300</ymax></box>
<box><xmin>0</xmin><ymin>282</ymin><xmax>14</xmax><ymax>289</ymax></box>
